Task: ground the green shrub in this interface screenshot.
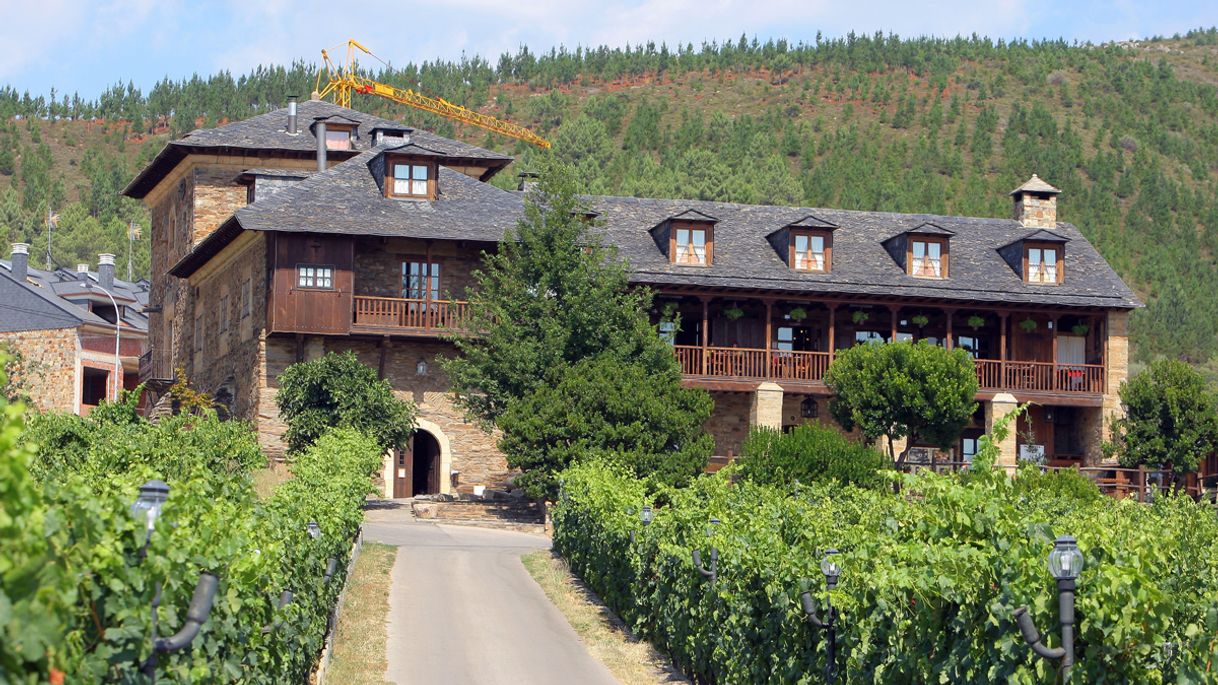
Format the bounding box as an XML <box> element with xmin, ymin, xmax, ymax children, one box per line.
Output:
<box><xmin>553</xmin><ymin>461</ymin><xmax>1218</xmax><ymax>683</ymax></box>
<box><xmin>1013</xmin><ymin>463</ymin><xmax>1105</xmax><ymax>505</ymax></box>
<box><xmin>736</xmin><ymin>423</ymin><xmax>885</xmax><ymax>489</ymax></box>
<box><xmin>276</xmin><ymin>351</ymin><xmax>416</xmax><ymax>454</ymax></box>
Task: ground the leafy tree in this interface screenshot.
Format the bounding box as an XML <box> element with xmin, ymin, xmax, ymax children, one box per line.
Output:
<box><xmin>443</xmin><ymin>157</ymin><xmax>677</xmax><ymax>425</ymax></box>
<box><xmin>275</xmin><ymin>351</ymin><xmax>416</xmax><ymax>454</ymax></box>
<box><xmin>824</xmin><ymin>341</ymin><xmax>978</xmax><ymax>465</ymax></box>
<box><xmin>497</xmin><ymin>354</ymin><xmax>713</xmax><ymax>499</ymax></box>
<box><xmin>1</xmin><ymin>345</ymin><xmax>43</xmax><ymax>404</ymax></box>
<box><xmin>1107</xmin><ymin>359</ymin><xmax>1218</xmax><ymax>473</ymax></box>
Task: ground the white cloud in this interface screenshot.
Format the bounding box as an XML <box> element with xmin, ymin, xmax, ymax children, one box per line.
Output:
<box><xmin>0</xmin><ymin>0</ymin><xmax>89</xmax><ymax>80</ymax></box>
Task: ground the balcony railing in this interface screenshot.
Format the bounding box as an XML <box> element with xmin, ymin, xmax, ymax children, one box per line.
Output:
<box><xmin>674</xmin><ymin>344</ymin><xmax>1104</xmax><ymax>395</ymax></box>
<box><xmin>352</xmin><ymin>296</ymin><xmax>471</xmax><ymax>334</ymax></box>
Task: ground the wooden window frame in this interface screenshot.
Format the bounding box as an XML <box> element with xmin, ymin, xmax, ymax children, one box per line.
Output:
<box><xmin>1023</xmin><ymin>242</ymin><xmax>1064</xmax><ymax>285</ymax></box>
<box><xmin>789</xmin><ymin>229</ymin><xmax>832</xmax><ymax>272</ymax></box>
<box><xmin>386</xmin><ymin>157</ymin><xmax>437</xmax><ymax>200</ymax></box>
<box><xmin>296</xmin><ymin>264</ymin><xmax>336</xmax><ymax>290</ymax></box>
<box><xmin>401</xmin><ymin>259</ymin><xmax>442</xmax><ymax>300</ymax></box>
<box><xmin>324</xmin><ymin>124</ymin><xmax>356</xmax><ymax>151</ymax></box>
<box><xmin>670</xmin><ymin>221</ymin><xmax>713</xmax><ymax>266</ymax></box>
<box><xmin>907</xmin><ymin>236</ymin><xmax>949</xmax><ymax>279</ymax></box>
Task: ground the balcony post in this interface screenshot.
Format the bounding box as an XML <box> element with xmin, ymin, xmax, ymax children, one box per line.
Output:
<box><xmin>1051</xmin><ymin>315</ymin><xmax>1059</xmax><ymax>391</ymax></box>
<box><xmin>944</xmin><ymin>307</ymin><xmax>955</xmax><ymax>350</ymax></box>
<box><xmin>827</xmin><ymin>303</ymin><xmax>837</xmax><ymax>361</ymax></box>
<box><xmin>764</xmin><ymin>300</ymin><xmax>773</xmax><ymax>379</ymax></box>
<box><xmin>889</xmin><ymin>305</ymin><xmax>899</xmax><ymax>343</ymax></box>
<box><xmin>999</xmin><ymin>312</ymin><xmax>1009</xmax><ymax>380</ymax></box>
<box><xmin>701</xmin><ymin>296</ymin><xmax>710</xmax><ymax>376</ymax></box>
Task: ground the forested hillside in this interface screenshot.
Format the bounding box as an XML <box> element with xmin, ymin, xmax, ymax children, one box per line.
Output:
<box><xmin>1</xmin><ymin>28</ymin><xmax>1217</xmax><ymax>366</ymax></box>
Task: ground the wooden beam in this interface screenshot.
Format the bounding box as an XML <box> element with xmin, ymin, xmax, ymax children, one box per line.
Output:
<box><xmin>944</xmin><ymin>307</ymin><xmax>955</xmax><ymax>350</ymax></box>
<box><xmin>889</xmin><ymin>305</ymin><xmax>899</xmax><ymax>343</ymax></box>
<box><xmin>764</xmin><ymin>300</ymin><xmax>773</xmax><ymax>378</ymax></box>
<box><xmin>827</xmin><ymin>303</ymin><xmax>837</xmax><ymax>361</ymax></box>
<box><xmin>701</xmin><ymin>296</ymin><xmax>710</xmax><ymax>376</ymax></box>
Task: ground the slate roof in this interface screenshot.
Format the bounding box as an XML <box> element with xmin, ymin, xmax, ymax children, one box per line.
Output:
<box><xmin>124</xmin><ymin>99</ymin><xmax>513</xmax><ymax>198</ymax></box>
<box><xmin>168</xmin><ymin>148</ymin><xmax>1139</xmax><ymax>311</ymax></box>
<box><xmin>1011</xmin><ymin>174</ymin><xmax>1061</xmax><ymax>195</ymax></box>
<box><xmin>0</xmin><ymin>260</ymin><xmax>151</xmax><ymax>332</ymax></box>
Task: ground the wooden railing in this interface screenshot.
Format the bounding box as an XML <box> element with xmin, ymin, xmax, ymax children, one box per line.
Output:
<box><xmin>974</xmin><ymin>360</ymin><xmax>1105</xmax><ymax>394</ymax></box>
<box><xmin>352</xmin><ymin>296</ymin><xmax>471</xmax><ymax>333</ymax></box>
<box><xmin>674</xmin><ymin>346</ymin><xmax>1103</xmax><ymax>395</ymax></box>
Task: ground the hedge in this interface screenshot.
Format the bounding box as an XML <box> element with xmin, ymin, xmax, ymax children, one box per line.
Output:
<box><xmin>1</xmin><ymin>395</ymin><xmax>385</xmax><ymax>683</ymax></box>
<box><xmin>553</xmin><ymin>460</ymin><xmax>1218</xmax><ymax>683</ymax></box>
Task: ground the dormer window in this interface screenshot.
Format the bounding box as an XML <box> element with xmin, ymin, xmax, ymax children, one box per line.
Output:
<box><xmin>387</xmin><ymin>159</ymin><xmax>435</xmax><ymax>200</ymax></box>
<box><xmin>1025</xmin><ymin>243</ymin><xmax>1062</xmax><ymax>284</ymax></box>
<box><xmin>910</xmin><ymin>238</ymin><xmax>948</xmax><ymax>278</ymax></box>
<box><xmin>791</xmin><ymin>231</ymin><xmax>831</xmax><ymax>272</ymax></box>
<box><xmin>325</xmin><ymin>125</ymin><xmax>355</xmax><ymax>151</ymax></box>
<box><xmin>673</xmin><ymin>224</ymin><xmax>711</xmax><ymax>266</ymax></box>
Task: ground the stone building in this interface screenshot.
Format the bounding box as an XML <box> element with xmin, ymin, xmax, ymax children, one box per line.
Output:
<box><xmin>124</xmin><ymin>99</ymin><xmax>1138</xmax><ymax>497</ymax></box>
<box><xmin>1</xmin><ymin>246</ymin><xmax>150</xmax><ymax>413</ymax></box>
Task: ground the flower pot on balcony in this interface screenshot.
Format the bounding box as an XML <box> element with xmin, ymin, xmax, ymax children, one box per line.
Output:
<box><xmin>789</xmin><ymin>306</ymin><xmax>808</xmax><ymax>322</ymax></box>
<box><xmin>852</xmin><ymin>310</ymin><xmax>870</xmax><ymax>325</ymax></box>
<box><xmin>724</xmin><ymin>306</ymin><xmax>744</xmax><ymax>321</ymax></box>
<box><xmin>911</xmin><ymin>314</ymin><xmax>930</xmax><ymax>328</ymax></box>
<box><xmin>967</xmin><ymin>314</ymin><xmax>986</xmax><ymax>330</ymax></box>
<box><xmin>1071</xmin><ymin>324</ymin><xmax>1089</xmax><ymax>336</ymax></box>
<box><xmin>1019</xmin><ymin>318</ymin><xmax>1038</xmax><ymax>333</ymax></box>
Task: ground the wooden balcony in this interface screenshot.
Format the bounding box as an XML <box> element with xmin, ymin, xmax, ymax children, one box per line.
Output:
<box><xmin>351</xmin><ymin>296</ymin><xmax>471</xmax><ymax>336</ymax></box>
<box><xmin>674</xmin><ymin>344</ymin><xmax>1104</xmax><ymax>398</ymax></box>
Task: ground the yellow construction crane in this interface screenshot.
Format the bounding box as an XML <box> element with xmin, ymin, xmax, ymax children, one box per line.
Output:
<box><xmin>314</xmin><ymin>39</ymin><xmax>551</xmax><ymax>149</ymax></box>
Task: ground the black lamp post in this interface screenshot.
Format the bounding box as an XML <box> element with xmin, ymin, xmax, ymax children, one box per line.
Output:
<box><xmin>130</xmin><ymin>481</ymin><xmax>220</xmax><ymax>683</ymax></box>
<box><xmin>800</xmin><ymin>549</ymin><xmax>841</xmax><ymax>685</ymax></box>
<box><xmin>630</xmin><ymin>505</ymin><xmax>654</xmax><ymax>543</ymax></box>
<box><xmin>691</xmin><ymin>517</ymin><xmax>720</xmax><ymax>585</ymax></box>
<box><xmin>306</xmin><ymin>520</ymin><xmax>322</xmax><ymax>540</ymax></box>
<box><xmin>1014</xmin><ymin>535</ymin><xmax>1083</xmax><ymax>678</ymax></box>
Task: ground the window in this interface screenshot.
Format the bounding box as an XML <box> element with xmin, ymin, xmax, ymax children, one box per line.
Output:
<box><xmin>297</xmin><ymin>265</ymin><xmax>334</xmax><ymax>289</ymax></box>
<box><xmin>219</xmin><ymin>294</ymin><xmax>230</xmax><ymax>332</ymax></box>
<box><xmin>402</xmin><ymin>261</ymin><xmax>441</xmax><ymax>300</ymax></box>
<box><xmin>673</xmin><ymin>225</ymin><xmax>710</xmax><ymax>266</ymax></box>
<box><xmin>241</xmin><ymin>278</ymin><xmax>252</xmax><ymax>318</ymax></box>
<box><xmin>956</xmin><ymin>335</ymin><xmax>988</xmax><ymax>360</ymax></box>
<box><xmin>658</xmin><ymin>320</ymin><xmax>677</xmax><ymax>345</ymax></box>
<box><xmin>791</xmin><ymin>231</ymin><xmax>830</xmax><ymax>271</ymax></box>
<box><xmin>910</xmin><ymin>239</ymin><xmax>947</xmax><ymax>278</ymax></box>
<box><xmin>390</xmin><ymin>161</ymin><xmax>433</xmax><ymax>199</ymax></box>
<box><xmin>1025</xmin><ymin>245</ymin><xmax>1062</xmax><ymax>284</ymax></box>
<box><xmin>325</xmin><ymin>126</ymin><xmax>353</xmax><ymax>151</ymax></box>
<box><xmin>81</xmin><ymin>367</ymin><xmax>110</xmax><ymax>406</ymax></box>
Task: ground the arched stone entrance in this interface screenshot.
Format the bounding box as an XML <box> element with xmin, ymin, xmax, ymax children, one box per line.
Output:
<box><xmin>385</xmin><ymin>419</ymin><xmax>453</xmax><ymax>498</ymax></box>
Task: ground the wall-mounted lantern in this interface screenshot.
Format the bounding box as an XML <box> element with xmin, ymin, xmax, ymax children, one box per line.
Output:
<box><xmin>801</xmin><ymin>397</ymin><xmax>819</xmax><ymax>419</ymax></box>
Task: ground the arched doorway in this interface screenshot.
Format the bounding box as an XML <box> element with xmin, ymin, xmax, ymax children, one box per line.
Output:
<box><xmin>393</xmin><ymin>429</ymin><xmax>442</xmax><ymax>498</ymax></box>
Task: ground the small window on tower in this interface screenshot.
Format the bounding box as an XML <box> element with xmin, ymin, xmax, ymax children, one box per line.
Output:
<box><xmin>297</xmin><ymin>264</ymin><xmax>335</xmax><ymax>290</ymax></box>
<box><xmin>325</xmin><ymin>126</ymin><xmax>354</xmax><ymax>151</ymax></box>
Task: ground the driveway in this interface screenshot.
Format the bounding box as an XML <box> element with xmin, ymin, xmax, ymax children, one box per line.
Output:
<box><xmin>363</xmin><ymin>515</ymin><xmax>619</xmax><ymax>685</ymax></box>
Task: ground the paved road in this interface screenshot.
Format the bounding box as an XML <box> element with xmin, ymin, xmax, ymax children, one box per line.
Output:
<box><xmin>363</xmin><ymin>517</ymin><xmax>619</xmax><ymax>685</ymax></box>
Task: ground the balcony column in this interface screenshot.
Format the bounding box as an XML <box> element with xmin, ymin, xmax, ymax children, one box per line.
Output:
<box><xmin>764</xmin><ymin>300</ymin><xmax>773</xmax><ymax>379</ymax></box>
<box><xmin>944</xmin><ymin>307</ymin><xmax>955</xmax><ymax>349</ymax></box>
<box><xmin>986</xmin><ymin>393</ymin><xmax>1020</xmax><ymax>474</ymax></box>
<box><xmin>889</xmin><ymin>305</ymin><xmax>899</xmax><ymax>342</ymax></box>
<box><xmin>1051</xmin><ymin>315</ymin><xmax>1060</xmax><ymax>391</ymax></box>
<box><xmin>700</xmin><ymin>296</ymin><xmax>710</xmax><ymax>376</ymax></box>
<box><xmin>827</xmin><ymin>303</ymin><xmax>837</xmax><ymax>361</ymax></box>
<box><xmin>751</xmin><ymin>382</ymin><xmax>784</xmax><ymax>431</ymax></box>
<box><xmin>999</xmin><ymin>312</ymin><xmax>1008</xmax><ymax>378</ymax></box>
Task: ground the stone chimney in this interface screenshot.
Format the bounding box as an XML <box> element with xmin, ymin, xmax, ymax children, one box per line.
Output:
<box><xmin>76</xmin><ymin>263</ymin><xmax>90</xmax><ymax>283</ymax></box>
<box><xmin>287</xmin><ymin>95</ymin><xmax>299</xmax><ymax>135</ymax></box>
<box><xmin>98</xmin><ymin>253</ymin><xmax>115</xmax><ymax>290</ymax></box>
<box><xmin>517</xmin><ymin>171</ymin><xmax>540</xmax><ymax>192</ymax></box>
<box><xmin>1010</xmin><ymin>174</ymin><xmax>1061</xmax><ymax>229</ymax></box>
<box><xmin>10</xmin><ymin>243</ymin><xmax>28</xmax><ymax>282</ymax></box>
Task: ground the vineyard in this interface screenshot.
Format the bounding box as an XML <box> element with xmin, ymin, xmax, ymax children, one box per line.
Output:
<box><xmin>553</xmin><ymin>447</ymin><xmax>1218</xmax><ymax>682</ymax></box>
<box><xmin>0</xmin><ymin>389</ymin><xmax>385</xmax><ymax>683</ymax></box>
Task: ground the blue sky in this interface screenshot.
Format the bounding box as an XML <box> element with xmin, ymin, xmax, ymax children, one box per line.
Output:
<box><xmin>2</xmin><ymin>0</ymin><xmax>1215</xmax><ymax>98</ymax></box>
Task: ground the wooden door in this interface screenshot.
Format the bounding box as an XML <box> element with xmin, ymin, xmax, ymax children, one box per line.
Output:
<box><xmin>392</xmin><ymin>444</ymin><xmax>413</xmax><ymax>498</ymax></box>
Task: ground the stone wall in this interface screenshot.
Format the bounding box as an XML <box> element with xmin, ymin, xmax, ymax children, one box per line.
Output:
<box><xmin>352</xmin><ymin>237</ymin><xmax>481</xmax><ymax>300</ymax></box>
<box><xmin>704</xmin><ymin>391</ymin><xmax>753</xmax><ymax>456</ymax></box>
<box><xmin>1096</xmin><ymin>309</ymin><xmax>1131</xmax><ymax>462</ymax></box>
<box><xmin>0</xmin><ymin>327</ymin><xmax>78</xmax><ymax>412</ymax></box>
<box><xmin>1015</xmin><ymin>195</ymin><xmax>1057</xmax><ymax>228</ymax></box>
<box><xmin>187</xmin><ymin>233</ymin><xmax>268</xmax><ymax>422</ymax></box>
<box><xmin>257</xmin><ymin>334</ymin><xmax>510</xmax><ymax>491</ymax></box>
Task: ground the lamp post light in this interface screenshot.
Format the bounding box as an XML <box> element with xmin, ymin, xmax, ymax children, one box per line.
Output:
<box><xmin>1014</xmin><ymin>535</ymin><xmax>1084</xmax><ymax>678</ymax></box>
<box><xmin>630</xmin><ymin>505</ymin><xmax>654</xmax><ymax>543</ymax></box>
<box><xmin>307</xmin><ymin>521</ymin><xmax>322</xmax><ymax>540</ymax></box>
<box><xmin>691</xmin><ymin>517</ymin><xmax>720</xmax><ymax>585</ymax></box>
<box><xmin>132</xmin><ymin>479</ymin><xmax>170</xmax><ymax>559</ymax></box>
<box><xmin>800</xmin><ymin>549</ymin><xmax>841</xmax><ymax>685</ymax></box>
<box><xmin>262</xmin><ymin>589</ymin><xmax>295</xmax><ymax>635</ymax></box>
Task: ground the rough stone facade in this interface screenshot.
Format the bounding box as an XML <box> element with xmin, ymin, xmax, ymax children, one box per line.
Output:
<box><xmin>0</xmin><ymin>327</ymin><xmax>78</xmax><ymax>412</ymax></box>
<box><xmin>986</xmin><ymin>393</ymin><xmax>1020</xmax><ymax>472</ymax></box>
<box><xmin>1097</xmin><ymin>309</ymin><xmax>1131</xmax><ymax>460</ymax></box>
<box><xmin>1014</xmin><ymin>194</ymin><xmax>1057</xmax><ymax>229</ymax></box>
<box><xmin>353</xmin><ymin>237</ymin><xmax>480</xmax><ymax>300</ymax></box>
<box><xmin>185</xmin><ymin>233</ymin><xmax>268</xmax><ymax>422</ymax></box>
<box><xmin>704</xmin><ymin>391</ymin><xmax>754</xmax><ymax>457</ymax></box>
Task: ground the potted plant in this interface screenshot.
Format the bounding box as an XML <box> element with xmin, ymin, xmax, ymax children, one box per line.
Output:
<box><xmin>851</xmin><ymin>310</ymin><xmax>870</xmax><ymax>325</ymax></box>
<box><xmin>1071</xmin><ymin>323</ymin><xmax>1089</xmax><ymax>336</ymax></box>
<box><xmin>967</xmin><ymin>314</ymin><xmax>985</xmax><ymax>330</ymax></box>
<box><xmin>911</xmin><ymin>314</ymin><xmax>930</xmax><ymax>328</ymax></box>
<box><xmin>1019</xmin><ymin>317</ymin><xmax>1038</xmax><ymax>333</ymax></box>
<box><xmin>789</xmin><ymin>306</ymin><xmax>808</xmax><ymax>322</ymax></box>
<box><xmin>724</xmin><ymin>305</ymin><xmax>744</xmax><ymax>321</ymax></box>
